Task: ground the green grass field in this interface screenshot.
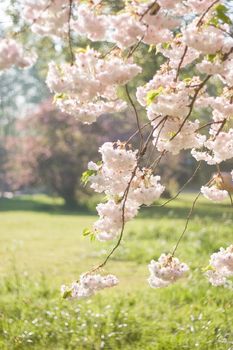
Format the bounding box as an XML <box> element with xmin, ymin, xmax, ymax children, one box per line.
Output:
<box><xmin>0</xmin><ymin>194</ymin><xmax>232</xmax><ymax>350</ymax></box>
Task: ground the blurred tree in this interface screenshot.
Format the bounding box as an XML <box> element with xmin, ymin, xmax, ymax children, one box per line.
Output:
<box><xmin>6</xmin><ymin>100</ymin><xmax>138</xmax><ymax>207</ymax></box>
<box><xmin>18</xmin><ymin>101</ymin><xmax>99</xmax><ymax>207</ymax></box>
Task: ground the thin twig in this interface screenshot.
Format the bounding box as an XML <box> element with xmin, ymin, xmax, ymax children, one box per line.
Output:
<box><xmin>125</xmin><ymin>116</ymin><xmax>161</xmax><ymax>146</ymax></box>
<box><xmin>171</xmin><ymin>178</ymin><xmax>214</xmax><ymax>256</ymax></box>
<box><xmin>126</xmin><ymin>32</ymin><xmax>146</xmax><ymax>59</ymax></box>
<box><xmin>68</xmin><ymin>0</ymin><xmax>74</xmax><ymax>65</ymax></box>
<box><xmin>151</xmin><ymin>150</ymin><xmax>166</xmax><ymax>170</ymax></box>
<box><xmin>153</xmin><ymin>161</ymin><xmax>202</xmax><ymax>208</ymax></box>
<box><xmin>101</xmin><ymin>44</ymin><xmax>118</xmax><ymax>59</ymax></box>
<box><xmin>139</xmin><ymin>1</ymin><xmax>160</xmax><ymax>21</ymax></box>
<box><xmin>175</xmin><ymin>45</ymin><xmax>188</xmax><ymax>81</ymax></box>
<box><xmin>196</xmin><ymin>0</ymin><xmax>219</xmax><ymax>27</ymax></box>
<box><xmin>170</xmin><ymin>75</ymin><xmax>211</xmax><ymax>141</ymax></box>
<box><xmin>214</xmin><ymin>119</ymin><xmax>226</xmax><ymax>139</ymax></box>
<box><xmin>171</xmin><ymin>191</ymin><xmax>201</xmax><ymax>256</ymax></box>
<box><xmin>125</xmin><ymin>84</ymin><xmax>144</xmax><ymax>151</ymax></box>
<box><xmin>196</xmin><ymin>120</ymin><xmax>225</xmax><ymax>132</ymax></box>
<box><xmin>145</xmin><ymin>118</ymin><xmax>167</xmax><ymax>167</ymax></box>
<box><xmin>89</xmin><ymin>118</ymin><xmax>166</xmax><ymax>272</ymax></box>
<box><xmin>94</xmin><ymin>164</ymin><xmax>139</xmax><ymax>269</ymax></box>
<box><xmin>209</xmin><ymin>24</ymin><xmax>233</xmax><ymax>38</ymax></box>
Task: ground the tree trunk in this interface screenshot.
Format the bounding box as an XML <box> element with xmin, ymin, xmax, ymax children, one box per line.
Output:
<box><xmin>63</xmin><ymin>194</ymin><xmax>78</xmax><ymax>209</ymax></box>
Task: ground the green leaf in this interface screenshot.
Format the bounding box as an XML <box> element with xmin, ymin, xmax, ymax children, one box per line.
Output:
<box><xmin>146</xmin><ymin>87</ymin><xmax>164</xmax><ymax>106</ymax></box>
<box><xmin>214</xmin><ymin>3</ymin><xmax>228</xmax><ymax>14</ymax></box>
<box><xmin>90</xmin><ymin>233</ymin><xmax>96</xmax><ymax>242</ymax></box>
<box><xmin>214</xmin><ymin>3</ymin><xmax>231</xmax><ymax>24</ymax></box>
<box><xmin>208</xmin><ymin>16</ymin><xmax>219</xmax><ymax>27</ymax></box>
<box><xmin>53</xmin><ymin>93</ymin><xmax>68</xmax><ymax>103</ymax></box>
<box><xmin>217</xmin><ymin>11</ymin><xmax>231</xmax><ymax>24</ymax></box>
<box><xmin>205</xmin><ymin>54</ymin><xmax>217</xmax><ymax>62</ymax></box>
<box><xmin>148</xmin><ymin>44</ymin><xmax>155</xmax><ymax>53</ymax></box>
<box><xmin>202</xmin><ymin>265</ymin><xmax>215</xmax><ymax>273</ymax></box>
<box><xmin>161</xmin><ymin>42</ymin><xmax>170</xmax><ymax>50</ymax></box>
<box><xmin>168</xmin><ymin>131</ymin><xmax>176</xmax><ymax>138</ymax></box>
<box><xmin>183</xmin><ymin>77</ymin><xmax>192</xmax><ymax>84</ymax></box>
<box><xmin>81</xmin><ymin>169</ymin><xmax>96</xmax><ymax>186</ymax></box>
<box><xmin>61</xmin><ymin>289</ymin><xmax>72</xmax><ymax>299</ymax></box>
<box><xmin>114</xmin><ymin>194</ymin><xmax>123</xmax><ymax>204</ymax></box>
<box><xmin>83</xmin><ymin>227</ymin><xmax>92</xmax><ymax>236</ymax></box>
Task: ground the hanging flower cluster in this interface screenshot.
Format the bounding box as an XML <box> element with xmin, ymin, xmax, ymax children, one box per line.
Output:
<box><xmin>201</xmin><ymin>185</ymin><xmax>228</xmax><ymax>202</ymax></box>
<box><xmin>205</xmin><ymin>245</ymin><xmax>233</xmax><ymax>287</ymax></box>
<box><xmin>148</xmin><ymin>254</ymin><xmax>189</xmax><ymax>288</ymax></box>
<box><xmin>61</xmin><ymin>273</ymin><xmax>119</xmax><ymax>299</ymax></box>
<box><xmin>88</xmin><ymin>142</ymin><xmax>164</xmax><ymax>241</ymax></box>
<box><xmin>1</xmin><ymin>0</ymin><xmax>233</xmax><ymax>297</ymax></box>
<box><xmin>46</xmin><ymin>49</ymin><xmax>141</xmax><ymax>123</ymax></box>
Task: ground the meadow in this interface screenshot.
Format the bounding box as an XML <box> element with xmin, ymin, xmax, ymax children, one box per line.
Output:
<box><xmin>0</xmin><ymin>194</ymin><xmax>232</xmax><ymax>350</ymax></box>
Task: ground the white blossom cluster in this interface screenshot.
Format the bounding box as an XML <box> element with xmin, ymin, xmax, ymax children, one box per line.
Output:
<box><xmin>21</xmin><ymin>0</ymin><xmax>69</xmax><ymax>37</ymax></box>
<box><xmin>192</xmin><ymin>129</ymin><xmax>233</xmax><ymax>165</ymax></box>
<box><xmin>88</xmin><ymin>142</ymin><xmax>164</xmax><ymax>241</ymax></box>
<box><xmin>201</xmin><ymin>185</ymin><xmax>228</xmax><ymax>202</ymax></box>
<box><xmin>153</xmin><ymin>117</ymin><xmax>205</xmax><ymax>155</ymax></box>
<box><xmin>46</xmin><ymin>49</ymin><xmax>141</xmax><ymax>123</ymax></box>
<box><xmin>71</xmin><ymin>1</ymin><xmax>180</xmax><ymax>49</ymax></box>
<box><xmin>148</xmin><ymin>254</ymin><xmax>189</xmax><ymax>288</ymax></box>
<box><xmin>205</xmin><ymin>245</ymin><xmax>233</xmax><ymax>287</ymax></box>
<box><xmin>183</xmin><ymin>21</ymin><xmax>230</xmax><ymax>55</ymax></box>
<box><xmin>158</xmin><ymin>39</ymin><xmax>199</xmax><ymax>69</ymax></box>
<box><xmin>0</xmin><ymin>39</ymin><xmax>37</xmax><ymax>70</ymax></box>
<box><xmin>136</xmin><ymin>74</ymin><xmax>206</xmax><ymax>154</ymax></box>
<box><xmin>61</xmin><ymin>273</ymin><xmax>119</xmax><ymax>300</ymax></box>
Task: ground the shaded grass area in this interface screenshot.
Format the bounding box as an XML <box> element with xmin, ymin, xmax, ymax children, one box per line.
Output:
<box><xmin>0</xmin><ymin>194</ymin><xmax>232</xmax><ymax>349</ymax></box>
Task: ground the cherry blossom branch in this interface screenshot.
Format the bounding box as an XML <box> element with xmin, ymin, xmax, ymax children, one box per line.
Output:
<box><xmin>151</xmin><ymin>150</ymin><xmax>166</xmax><ymax>170</ymax></box>
<box><xmin>139</xmin><ymin>1</ymin><xmax>160</xmax><ymax>21</ymax></box>
<box><xmin>171</xmin><ymin>191</ymin><xmax>202</xmax><ymax>256</ymax></box>
<box><xmin>89</xmin><ymin>118</ymin><xmax>167</xmax><ymax>273</ymax></box>
<box><xmin>196</xmin><ymin>120</ymin><xmax>225</xmax><ymax>132</ymax></box>
<box><xmin>101</xmin><ymin>44</ymin><xmax>118</xmax><ymax>59</ymax></box>
<box><xmin>6</xmin><ymin>0</ymin><xmax>233</xmax><ymax>294</ymax></box>
<box><xmin>214</xmin><ymin>118</ymin><xmax>226</xmax><ymax>139</ymax></box>
<box><xmin>153</xmin><ymin>117</ymin><xmax>167</xmax><ymax>149</ymax></box>
<box><xmin>171</xmin><ymin>178</ymin><xmax>214</xmax><ymax>256</ymax></box>
<box><xmin>196</xmin><ymin>0</ymin><xmax>219</xmax><ymax>27</ymax></box>
<box><xmin>125</xmin><ymin>116</ymin><xmax>162</xmax><ymax>146</ymax></box>
<box><xmin>175</xmin><ymin>45</ymin><xmax>188</xmax><ymax>81</ymax></box>
<box><xmin>94</xmin><ymin>164</ymin><xmax>139</xmax><ymax>270</ymax></box>
<box><xmin>169</xmin><ymin>46</ymin><xmax>233</xmax><ymax>144</ymax></box>
<box><xmin>140</xmin><ymin>117</ymin><xmax>167</xmax><ymax>157</ymax></box>
<box><xmin>125</xmin><ymin>84</ymin><xmax>144</xmax><ymax>149</ymax></box>
<box><xmin>209</xmin><ymin>24</ymin><xmax>233</xmax><ymax>38</ymax></box>
<box><xmin>144</xmin><ymin>118</ymin><xmax>167</xmax><ymax>169</ymax></box>
<box><xmin>156</xmin><ymin>161</ymin><xmax>202</xmax><ymax>208</ymax></box>
<box><xmin>170</xmin><ymin>75</ymin><xmax>211</xmax><ymax>142</ymax></box>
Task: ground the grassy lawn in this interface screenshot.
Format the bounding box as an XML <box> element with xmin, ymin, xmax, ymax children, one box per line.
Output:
<box><xmin>0</xmin><ymin>194</ymin><xmax>232</xmax><ymax>350</ymax></box>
